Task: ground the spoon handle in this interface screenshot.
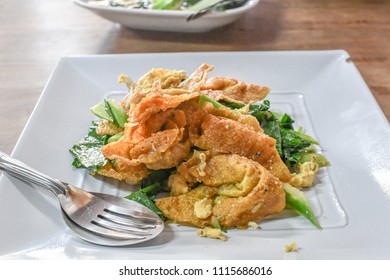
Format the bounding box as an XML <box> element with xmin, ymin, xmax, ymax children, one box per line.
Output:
<box><xmin>0</xmin><ymin>151</ymin><xmax>67</xmax><ymax>196</ymax></box>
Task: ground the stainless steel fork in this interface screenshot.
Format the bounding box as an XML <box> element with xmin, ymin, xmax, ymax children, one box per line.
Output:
<box><xmin>0</xmin><ymin>151</ymin><xmax>164</xmax><ymax>246</ymax></box>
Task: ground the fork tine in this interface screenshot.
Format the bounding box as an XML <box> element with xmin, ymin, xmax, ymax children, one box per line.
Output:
<box><xmin>104</xmin><ymin>204</ymin><xmax>160</xmax><ymax>223</ymax></box>
<box><xmin>99</xmin><ymin>211</ymin><xmax>157</xmax><ymax>229</ymax></box>
<box><xmin>88</xmin><ymin>221</ymin><xmax>149</xmax><ymax>240</ymax></box>
<box><xmin>93</xmin><ymin>216</ymin><xmax>153</xmax><ymax>235</ymax></box>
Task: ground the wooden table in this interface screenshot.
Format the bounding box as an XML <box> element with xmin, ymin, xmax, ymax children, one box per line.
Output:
<box><xmin>1</xmin><ymin>0</ymin><xmax>389</xmax><ymax>154</ymax></box>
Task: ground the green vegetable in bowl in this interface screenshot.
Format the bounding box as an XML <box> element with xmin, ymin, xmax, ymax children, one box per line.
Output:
<box><xmin>88</xmin><ymin>0</ymin><xmax>247</xmax><ymax>12</ymax></box>
<box><xmin>152</xmin><ymin>0</ymin><xmax>183</xmax><ymax>10</ymax></box>
<box><xmin>185</xmin><ymin>0</ymin><xmax>222</xmax><ymax>11</ymax></box>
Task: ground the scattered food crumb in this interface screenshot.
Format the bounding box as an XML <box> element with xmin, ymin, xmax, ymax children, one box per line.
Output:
<box><xmin>197</xmin><ymin>227</ymin><xmax>227</xmax><ymax>241</ymax></box>
<box><xmin>248</xmin><ymin>221</ymin><xmax>260</xmax><ymax>229</ymax></box>
<box><xmin>284</xmin><ymin>241</ymin><xmax>299</xmax><ymax>252</ymax></box>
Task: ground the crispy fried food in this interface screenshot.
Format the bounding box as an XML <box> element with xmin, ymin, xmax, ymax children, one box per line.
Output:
<box><xmin>173</xmin><ymin>151</ymin><xmax>265</xmax><ymax>197</ymax></box>
<box><xmin>94</xmin><ymin>64</ymin><xmax>297</xmax><ymax>230</ymax></box>
<box><xmin>100</xmin><ymin>110</ymin><xmax>173</xmax><ymax>171</ymax></box>
<box><xmin>96</xmin><ymin>119</ymin><xmax>123</xmax><ymax>135</ymax></box>
<box><xmin>101</xmin><ymin>72</ymin><xmax>201</xmax><ymax>182</ymax></box>
<box><xmin>201</xmin><ymin>76</ymin><xmax>270</xmax><ymax>104</ymax></box>
<box><xmin>177</xmin><ymin>100</ymin><xmax>206</xmax><ymax>143</ymax></box>
<box><xmin>129</xmin><ymin>111</ymin><xmax>186</xmax><ymax>160</ymax></box>
<box><xmin>194</xmin><ymin>114</ymin><xmax>292</xmax><ymax>182</ymax></box>
<box><xmin>156</xmin><ymin>186</ymin><xmax>216</xmax><ymax>228</ymax></box>
<box><xmin>156</xmin><ymin>153</ymin><xmax>285</xmax><ymax>229</ymax></box>
<box><xmin>130</xmin><ymin>86</ymin><xmax>199</xmax><ymax>123</ymax></box>
<box><xmin>145</xmin><ymin>139</ymin><xmax>190</xmax><ymax>170</ymax></box>
<box><xmin>101</xmin><ymin>109</ymin><xmax>191</xmax><ymax>177</ymax></box>
<box><xmin>130</xmin><ymin>128</ymin><xmax>181</xmax><ymax>163</ymax></box>
<box><xmin>124</xmin><ymin>68</ymin><xmax>187</xmax><ymax>109</ymax></box>
<box><xmin>137</xmin><ymin>68</ymin><xmax>187</xmax><ymax>91</ymax></box>
<box><xmin>101</xmin><ymin>136</ymin><xmax>133</xmax><ymax>165</ymax></box>
<box><xmin>179</xmin><ymin>63</ymin><xmax>214</xmax><ymax>91</ymax></box>
<box><xmin>99</xmin><ymin>136</ymin><xmax>149</xmax><ymax>184</ymax></box>
<box><xmin>127</xmin><ymin>63</ymin><xmax>213</xmax><ymax>123</ymax></box>
<box><xmin>125</xmin><ymin>109</ymin><xmax>176</xmax><ymax>145</ymax></box>
<box><xmin>97</xmin><ymin>160</ymin><xmax>149</xmax><ymax>185</ymax></box>
<box><xmin>129</xmin><ymin>110</ymin><xmax>190</xmax><ymax>169</ymax></box>
<box><xmin>200</xmin><ymin>101</ymin><xmax>263</xmax><ymax>133</ymax></box>
<box><xmin>213</xmin><ymin>178</ymin><xmax>285</xmax><ymax>229</ymax></box>
<box><xmin>167</xmin><ymin>172</ymin><xmax>191</xmax><ymax>196</ymax></box>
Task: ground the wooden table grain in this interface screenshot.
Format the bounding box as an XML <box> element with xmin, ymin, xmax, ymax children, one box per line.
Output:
<box><xmin>1</xmin><ymin>0</ymin><xmax>389</xmax><ymax>154</ymax></box>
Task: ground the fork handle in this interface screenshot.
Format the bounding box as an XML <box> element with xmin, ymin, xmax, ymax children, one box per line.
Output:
<box><xmin>0</xmin><ymin>151</ymin><xmax>67</xmax><ymax>197</ymax></box>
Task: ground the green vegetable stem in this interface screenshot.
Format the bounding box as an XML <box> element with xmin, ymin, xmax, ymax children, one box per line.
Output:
<box><xmin>90</xmin><ymin>98</ymin><xmax>127</xmax><ymax>128</ymax></box>
<box><xmin>125</xmin><ymin>183</ymin><xmax>165</xmax><ymax>220</ymax></box>
<box><xmin>125</xmin><ymin>169</ymin><xmax>174</xmax><ymax>219</ymax></box>
<box><xmin>283</xmin><ymin>183</ymin><xmax>321</xmax><ymax>228</ymax></box>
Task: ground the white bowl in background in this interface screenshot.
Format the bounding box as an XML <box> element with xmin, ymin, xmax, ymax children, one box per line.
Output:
<box><xmin>72</xmin><ymin>0</ymin><xmax>260</xmax><ymax>33</ymax></box>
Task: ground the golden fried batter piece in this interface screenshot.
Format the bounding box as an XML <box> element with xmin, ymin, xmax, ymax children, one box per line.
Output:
<box><xmin>97</xmin><ymin>160</ymin><xmax>149</xmax><ymax>185</ymax></box>
<box><xmin>137</xmin><ymin>68</ymin><xmax>187</xmax><ymax>91</ymax></box>
<box><xmin>177</xmin><ymin>100</ymin><xmax>207</xmax><ymax>144</ymax></box>
<box><xmin>96</xmin><ymin>119</ymin><xmax>123</xmax><ymax>135</ymax></box>
<box><xmin>128</xmin><ymin>63</ymin><xmax>213</xmax><ymax>123</ymax></box>
<box><xmin>213</xmin><ymin>177</ymin><xmax>285</xmax><ymax>229</ymax></box>
<box><xmin>167</xmin><ymin>172</ymin><xmax>191</xmax><ymax>196</ymax></box>
<box><xmin>179</xmin><ymin>63</ymin><xmax>214</xmax><ymax>91</ymax></box>
<box><xmin>156</xmin><ymin>153</ymin><xmax>285</xmax><ymax>229</ymax></box>
<box><xmin>130</xmin><ymin>128</ymin><xmax>181</xmax><ymax>163</ymax></box>
<box><xmin>201</xmin><ymin>76</ymin><xmax>270</xmax><ymax>104</ymax></box>
<box><xmin>130</xmin><ymin>86</ymin><xmax>199</xmax><ymax>123</ymax></box>
<box><xmin>157</xmin><ymin>186</ymin><xmax>216</xmax><ymax>228</ymax></box>
<box><xmin>126</xmin><ymin>68</ymin><xmax>187</xmax><ymax>107</ymax></box>
<box><xmin>129</xmin><ymin>110</ymin><xmax>186</xmax><ymax>160</ymax></box>
<box><xmin>194</xmin><ymin>114</ymin><xmax>292</xmax><ymax>182</ymax></box>
<box><xmin>174</xmin><ymin>152</ymin><xmax>263</xmax><ymax>197</ymax></box>
<box><xmin>129</xmin><ymin>110</ymin><xmax>190</xmax><ymax>169</ymax></box>
<box><xmin>101</xmin><ymin>109</ymin><xmax>191</xmax><ymax>177</ymax></box>
<box><xmin>100</xmin><ymin>110</ymin><xmax>172</xmax><ymax>171</ymax></box>
<box><xmin>99</xmin><ymin>136</ymin><xmax>148</xmax><ymax>184</ymax></box>
<box><xmin>124</xmin><ymin>109</ymin><xmax>176</xmax><ymax>146</ymax></box>
<box><xmin>145</xmin><ymin>139</ymin><xmax>190</xmax><ymax>170</ymax></box>
<box><xmin>200</xmin><ymin>101</ymin><xmax>263</xmax><ymax>133</ymax></box>
<box><xmin>100</xmin><ymin>136</ymin><xmax>133</xmax><ymax>165</ymax></box>
<box><xmin>100</xmin><ymin>69</ymin><xmax>204</xmax><ymax>183</ymax></box>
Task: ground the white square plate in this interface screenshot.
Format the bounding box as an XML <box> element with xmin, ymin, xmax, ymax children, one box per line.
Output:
<box><xmin>1</xmin><ymin>51</ymin><xmax>389</xmax><ymax>259</ymax></box>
